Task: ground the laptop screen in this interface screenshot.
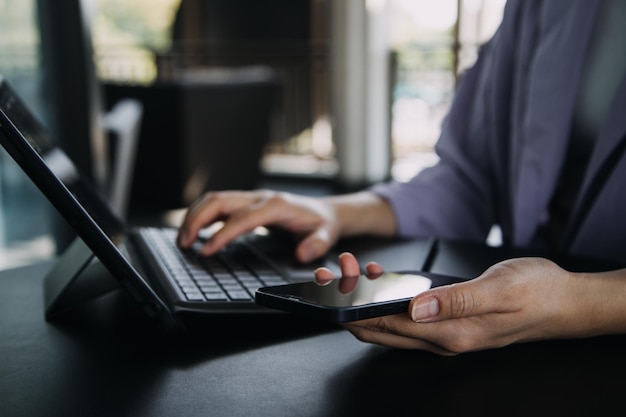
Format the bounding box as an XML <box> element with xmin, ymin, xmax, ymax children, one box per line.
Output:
<box><xmin>0</xmin><ymin>77</ymin><xmax>126</xmax><ymax>242</ymax></box>
<box><xmin>0</xmin><ymin>76</ymin><xmax>173</xmax><ymax>319</ymax></box>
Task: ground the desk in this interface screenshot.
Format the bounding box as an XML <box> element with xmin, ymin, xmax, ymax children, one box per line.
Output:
<box><xmin>2</xmin><ymin>245</ymin><xmax>626</xmax><ymax>417</ymax></box>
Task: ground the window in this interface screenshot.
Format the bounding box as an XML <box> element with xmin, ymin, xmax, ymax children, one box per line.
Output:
<box><xmin>389</xmin><ymin>0</ymin><xmax>506</xmax><ymax>181</ymax></box>
<box><xmin>91</xmin><ymin>0</ymin><xmax>505</xmax><ymax>181</ymax></box>
<box><xmin>0</xmin><ymin>0</ymin><xmax>56</xmax><ymax>269</ymax></box>
<box><xmin>89</xmin><ymin>0</ymin><xmax>182</xmax><ymax>83</ymax></box>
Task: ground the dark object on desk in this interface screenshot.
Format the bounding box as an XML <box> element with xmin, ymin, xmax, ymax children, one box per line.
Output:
<box><xmin>255</xmin><ymin>270</ymin><xmax>464</xmax><ymax>322</ymax></box>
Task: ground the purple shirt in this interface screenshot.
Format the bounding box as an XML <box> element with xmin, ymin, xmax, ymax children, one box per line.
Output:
<box><xmin>371</xmin><ymin>0</ymin><xmax>626</xmax><ymax>264</ymax></box>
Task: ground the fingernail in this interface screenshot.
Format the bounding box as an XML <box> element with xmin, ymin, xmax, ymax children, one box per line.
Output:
<box><xmin>411</xmin><ymin>297</ymin><xmax>439</xmax><ymax>322</ymax></box>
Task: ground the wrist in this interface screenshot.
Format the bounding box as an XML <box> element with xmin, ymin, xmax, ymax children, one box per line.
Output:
<box><xmin>322</xmin><ymin>191</ymin><xmax>396</xmax><ymax>237</ymax></box>
<box><xmin>566</xmin><ymin>269</ymin><xmax>626</xmax><ymax>337</ymax></box>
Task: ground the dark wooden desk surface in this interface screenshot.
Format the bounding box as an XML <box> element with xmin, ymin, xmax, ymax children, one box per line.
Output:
<box><xmin>2</xmin><ymin>254</ymin><xmax>626</xmax><ymax>417</ymax></box>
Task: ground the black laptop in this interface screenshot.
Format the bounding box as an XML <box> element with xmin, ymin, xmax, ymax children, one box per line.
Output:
<box><xmin>0</xmin><ymin>76</ymin><xmax>435</xmax><ymax>329</ymax></box>
<box><xmin>0</xmin><ymin>76</ymin><xmax>340</xmax><ymax>326</ymax></box>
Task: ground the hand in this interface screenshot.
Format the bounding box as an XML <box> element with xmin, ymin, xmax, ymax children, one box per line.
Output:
<box><xmin>178</xmin><ymin>190</ymin><xmax>340</xmax><ymax>263</ymax></box>
<box><xmin>315</xmin><ymin>254</ymin><xmax>626</xmax><ymax>355</ymax></box>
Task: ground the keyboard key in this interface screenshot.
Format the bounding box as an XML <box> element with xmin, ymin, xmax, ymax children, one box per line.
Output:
<box><xmin>183</xmin><ymin>291</ymin><xmax>205</xmax><ymax>301</ymax></box>
<box><xmin>141</xmin><ymin>227</ymin><xmax>284</xmax><ymax>303</ymax></box>
<box><xmin>226</xmin><ymin>290</ymin><xmax>252</xmax><ymax>300</ymax></box>
<box><xmin>204</xmin><ymin>291</ymin><xmax>228</xmax><ymax>301</ymax></box>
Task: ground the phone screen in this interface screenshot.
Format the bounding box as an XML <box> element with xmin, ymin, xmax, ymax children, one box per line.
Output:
<box><xmin>255</xmin><ymin>271</ymin><xmax>461</xmax><ymax>322</ymax></box>
<box><xmin>291</xmin><ymin>272</ymin><xmax>432</xmax><ymax>307</ymax></box>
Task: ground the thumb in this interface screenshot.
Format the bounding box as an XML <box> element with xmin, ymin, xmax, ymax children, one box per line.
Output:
<box><xmin>409</xmin><ymin>277</ymin><xmax>502</xmax><ymax>323</ymax></box>
<box><xmin>295</xmin><ymin>227</ymin><xmax>335</xmax><ymax>263</ymax></box>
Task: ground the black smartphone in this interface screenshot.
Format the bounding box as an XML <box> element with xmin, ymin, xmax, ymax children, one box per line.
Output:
<box><xmin>255</xmin><ymin>271</ymin><xmax>464</xmax><ymax>322</ymax></box>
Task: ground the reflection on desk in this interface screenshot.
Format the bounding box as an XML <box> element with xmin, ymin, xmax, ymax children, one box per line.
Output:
<box><xmin>2</xmin><ymin>254</ymin><xmax>626</xmax><ymax>417</ymax></box>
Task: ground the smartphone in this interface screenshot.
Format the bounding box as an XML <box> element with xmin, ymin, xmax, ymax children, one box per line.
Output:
<box><xmin>254</xmin><ymin>271</ymin><xmax>464</xmax><ymax>322</ymax></box>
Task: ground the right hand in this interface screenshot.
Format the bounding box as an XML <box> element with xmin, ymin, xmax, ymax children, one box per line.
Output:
<box><xmin>177</xmin><ymin>190</ymin><xmax>341</xmax><ymax>263</ymax></box>
<box><xmin>315</xmin><ymin>253</ymin><xmax>626</xmax><ymax>354</ymax></box>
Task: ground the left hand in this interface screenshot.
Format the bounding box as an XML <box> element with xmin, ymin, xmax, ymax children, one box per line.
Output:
<box><xmin>314</xmin><ymin>253</ymin><xmax>598</xmax><ymax>355</ymax></box>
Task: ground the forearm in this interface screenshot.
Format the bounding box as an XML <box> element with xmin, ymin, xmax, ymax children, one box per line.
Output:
<box><xmin>321</xmin><ymin>191</ymin><xmax>397</xmax><ymax>238</ymax></box>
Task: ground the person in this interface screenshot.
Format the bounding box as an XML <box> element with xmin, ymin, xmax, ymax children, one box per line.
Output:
<box><xmin>178</xmin><ymin>0</ymin><xmax>626</xmax><ymax>355</ymax></box>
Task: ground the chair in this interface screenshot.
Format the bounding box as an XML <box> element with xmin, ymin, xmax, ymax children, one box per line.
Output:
<box><xmin>101</xmin><ymin>99</ymin><xmax>143</xmax><ymax>218</ymax></box>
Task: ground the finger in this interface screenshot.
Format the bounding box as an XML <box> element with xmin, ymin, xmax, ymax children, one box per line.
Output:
<box><xmin>177</xmin><ymin>191</ymin><xmax>251</xmax><ymax>247</ymax></box>
<box><xmin>295</xmin><ymin>226</ymin><xmax>336</xmax><ymax>263</ymax></box>
<box><xmin>343</xmin><ymin>317</ymin><xmax>456</xmax><ymax>355</ymax></box>
<box><xmin>314</xmin><ymin>267</ymin><xmax>336</xmax><ymax>285</ymax></box>
<box><xmin>197</xmin><ymin>201</ymin><xmax>283</xmax><ymax>255</ymax></box>
<box><xmin>338</xmin><ymin>252</ymin><xmax>361</xmax><ymax>276</ymax></box>
<box><xmin>338</xmin><ymin>275</ymin><xmax>360</xmax><ymax>295</ymax></box>
<box><xmin>345</xmin><ymin>316</ymin><xmax>497</xmax><ymax>354</ymax></box>
<box><xmin>178</xmin><ymin>192</ymin><xmax>230</xmax><ymax>244</ymax></box>
<box><xmin>409</xmin><ymin>272</ymin><xmax>515</xmax><ymax>323</ymax></box>
<box><xmin>199</xmin><ymin>190</ymin><xmax>317</xmax><ymax>256</ymax></box>
<box><xmin>336</xmin><ymin>252</ymin><xmax>361</xmax><ymax>294</ymax></box>
<box><xmin>364</xmin><ymin>262</ymin><xmax>384</xmax><ymax>279</ymax></box>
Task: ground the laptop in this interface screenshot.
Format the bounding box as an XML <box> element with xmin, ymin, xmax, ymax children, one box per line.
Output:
<box><xmin>0</xmin><ymin>76</ymin><xmax>435</xmax><ymax>329</ymax></box>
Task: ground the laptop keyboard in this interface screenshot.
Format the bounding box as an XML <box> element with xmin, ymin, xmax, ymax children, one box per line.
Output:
<box><xmin>140</xmin><ymin>228</ymin><xmax>290</xmax><ymax>302</ymax></box>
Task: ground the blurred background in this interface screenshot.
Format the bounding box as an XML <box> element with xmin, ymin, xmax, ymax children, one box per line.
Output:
<box><xmin>0</xmin><ymin>0</ymin><xmax>505</xmax><ymax>270</ymax></box>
